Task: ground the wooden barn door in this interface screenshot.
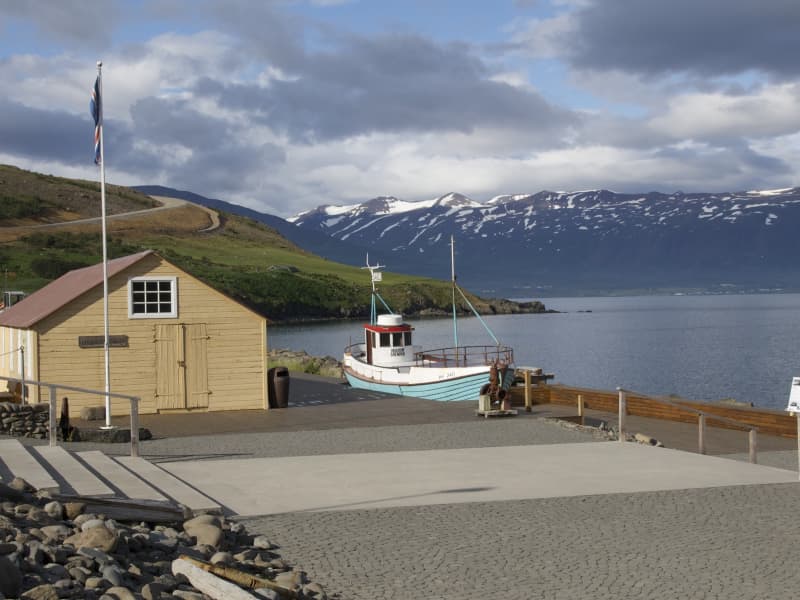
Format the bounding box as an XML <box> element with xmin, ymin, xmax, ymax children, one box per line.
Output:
<box><xmin>154</xmin><ymin>324</ymin><xmax>210</xmax><ymax>410</ymax></box>
<box><xmin>184</xmin><ymin>323</ymin><xmax>210</xmax><ymax>409</ymax></box>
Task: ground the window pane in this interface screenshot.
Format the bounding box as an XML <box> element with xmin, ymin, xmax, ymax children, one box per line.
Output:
<box><xmin>404</xmin><ymin>332</ymin><xmax>412</xmax><ymax>345</ymax></box>
<box><xmin>380</xmin><ymin>333</ymin><xmax>390</xmax><ymax>347</ymax></box>
<box><xmin>392</xmin><ymin>332</ymin><xmax>402</xmax><ymax>346</ymax></box>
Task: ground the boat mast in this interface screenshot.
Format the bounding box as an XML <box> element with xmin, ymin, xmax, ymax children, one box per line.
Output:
<box><xmin>363</xmin><ymin>254</ymin><xmax>384</xmax><ymax>325</ymax></box>
<box><xmin>451</xmin><ymin>235</ymin><xmax>459</xmax><ymax>354</ymax></box>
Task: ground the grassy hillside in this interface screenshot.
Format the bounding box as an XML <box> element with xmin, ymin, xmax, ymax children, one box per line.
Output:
<box><xmin>0</xmin><ymin>165</ymin><xmax>544</xmax><ymax>320</ymax></box>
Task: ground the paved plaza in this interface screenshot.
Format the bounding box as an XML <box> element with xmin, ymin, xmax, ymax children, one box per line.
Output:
<box><xmin>49</xmin><ymin>373</ymin><xmax>800</xmax><ymax>599</ymax></box>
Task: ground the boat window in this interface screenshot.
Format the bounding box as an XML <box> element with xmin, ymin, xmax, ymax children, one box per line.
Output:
<box><xmin>392</xmin><ymin>332</ymin><xmax>402</xmax><ymax>347</ymax></box>
<box><xmin>404</xmin><ymin>331</ymin><xmax>412</xmax><ymax>346</ymax></box>
<box><xmin>380</xmin><ymin>332</ymin><xmax>390</xmax><ymax>347</ymax></box>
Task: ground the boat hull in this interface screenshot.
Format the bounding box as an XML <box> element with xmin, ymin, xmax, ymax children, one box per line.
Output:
<box><xmin>343</xmin><ymin>366</ymin><xmax>490</xmax><ymax>401</ymax></box>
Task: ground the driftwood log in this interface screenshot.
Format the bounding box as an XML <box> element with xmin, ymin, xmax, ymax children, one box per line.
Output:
<box><xmin>172</xmin><ymin>558</ymin><xmax>260</xmax><ymax>600</ymax></box>
<box><xmin>175</xmin><ymin>555</ymin><xmax>301</xmax><ymax>599</ymax></box>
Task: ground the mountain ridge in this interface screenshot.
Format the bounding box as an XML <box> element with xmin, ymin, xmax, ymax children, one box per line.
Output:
<box><xmin>287</xmin><ymin>187</ymin><xmax>800</xmax><ymax>296</ymax></box>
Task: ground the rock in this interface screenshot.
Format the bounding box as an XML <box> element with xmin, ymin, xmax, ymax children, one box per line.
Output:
<box><xmin>141</xmin><ymin>581</ymin><xmax>165</xmax><ymax>600</ymax></box>
<box><xmin>42</xmin><ymin>562</ymin><xmax>68</xmax><ymax>581</ymax></box>
<box><xmin>9</xmin><ymin>477</ymin><xmax>35</xmax><ymax>493</ymax></box>
<box><xmin>0</xmin><ymin>482</ymin><xmax>25</xmax><ymax>501</ymax></box>
<box><xmin>68</xmin><ymin>566</ymin><xmax>90</xmax><ymax>584</ymax></box>
<box><xmin>39</xmin><ymin>524</ymin><xmax>72</xmax><ymax>541</ymax></box>
<box><xmin>84</xmin><ymin>576</ymin><xmax>105</xmax><ymax>590</ymax></box>
<box><xmin>254</xmin><ymin>589</ymin><xmax>281</xmax><ymax>600</ymax></box>
<box><xmin>77</xmin><ymin>546</ymin><xmax>114</xmax><ymax>565</ymax></box>
<box><xmin>183</xmin><ymin>514</ymin><xmax>221</xmax><ymax>529</ymax></box>
<box><xmin>634</xmin><ymin>433</ymin><xmax>657</xmax><ymax>445</ymax></box>
<box><xmin>303</xmin><ymin>581</ymin><xmax>328</xmax><ymax>598</ymax></box>
<box><xmin>19</xmin><ymin>583</ymin><xmax>58</xmax><ymax>600</ymax></box>
<box><xmin>42</xmin><ymin>501</ymin><xmax>63</xmax><ymax>520</ymax></box>
<box><xmin>81</xmin><ymin>518</ymin><xmax>108</xmax><ymax>532</ymax></box>
<box><xmin>101</xmin><ymin>564</ymin><xmax>126</xmax><ymax>586</ymax></box>
<box><xmin>65</xmin><ymin>527</ymin><xmax>118</xmax><ymax>553</ymax></box>
<box><xmin>252</xmin><ymin>535</ymin><xmax>274</xmax><ymax>550</ymax></box>
<box><xmin>172</xmin><ymin>591</ymin><xmax>206</xmax><ymax>600</ymax></box>
<box><xmin>274</xmin><ymin>570</ymin><xmax>305</xmax><ymax>590</ymax></box>
<box><xmin>73</xmin><ymin>513</ymin><xmax>100</xmax><ymax>528</ymax></box>
<box><xmin>104</xmin><ymin>585</ymin><xmax>137</xmax><ymax>600</ymax></box>
<box><xmin>210</xmin><ymin>551</ymin><xmax>234</xmax><ymax>565</ymax></box>
<box><xmin>64</xmin><ymin>502</ymin><xmax>86</xmax><ymax>520</ymax></box>
<box><xmin>0</xmin><ymin>555</ymin><xmax>22</xmax><ymax>597</ymax></box>
<box><xmin>0</xmin><ymin>542</ymin><xmax>18</xmax><ymax>555</ymax></box>
<box><xmin>184</xmin><ymin>523</ymin><xmax>223</xmax><ymax>548</ymax></box>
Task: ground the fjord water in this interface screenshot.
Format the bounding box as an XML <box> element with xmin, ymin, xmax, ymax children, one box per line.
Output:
<box><xmin>269</xmin><ymin>294</ymin><xmax>800</xmax><ymax>411</ymax></box>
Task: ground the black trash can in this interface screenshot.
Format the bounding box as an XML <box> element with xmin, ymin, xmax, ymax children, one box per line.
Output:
<box><xmin>269</xmin><ymin>366</ymin><xmax>290</xmax><ymax>408</ymax></box>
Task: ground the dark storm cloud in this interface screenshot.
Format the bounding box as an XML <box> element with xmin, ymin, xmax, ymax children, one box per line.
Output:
<box><xmin>0</xmin><ymin>0</ymin><xmax>123</xmax><ymax>48</ymax></box>
<box><xmin>199</xmin><ymin>33</ymin><xmax>575</xmax><ymax>143</ymax></box>
<box><xmin>0</xmin><ymin>98</ymin><xmax>108</xmax><ymax>163</ymax></box>
<box><xmin>201</xmin><ymin>0</ymin><xmax>308</xmax><ymax>72</ymax></box>
<box><xmin>127</xmin><ymin>95</ymin><xmax>285</xmax><ymax>196</ymax></box>
<box><xmin>566</xmin><ymin>0</ymin><xmax>800</xmax><ymax>77</ymax></box>
<box><xmin>130</xmin><ymin>97</ymin><xmax>232</xmax><ymax>148</ymax></box>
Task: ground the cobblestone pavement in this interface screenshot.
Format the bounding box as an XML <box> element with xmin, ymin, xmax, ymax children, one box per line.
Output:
<box><xmin>11</xmin><ymin>388</ymin><xmax>800</xmax><ymax>599</ymax></box>
<box><xmin>243</xmin><ymin>482</ymin><xmax>800</xmax><ymax>600</ymax></box>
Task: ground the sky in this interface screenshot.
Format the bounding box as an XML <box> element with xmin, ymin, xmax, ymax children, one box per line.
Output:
<box><xmin>1</xmin><ymin>0</ymin><xmax>799</xmax><ymax>217</ymax></box>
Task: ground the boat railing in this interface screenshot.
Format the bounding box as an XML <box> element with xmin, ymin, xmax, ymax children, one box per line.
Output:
<box><xmin>414</xmin><ymin>345</ymin><xmax>514</xmax><ymax>368</ymax></box>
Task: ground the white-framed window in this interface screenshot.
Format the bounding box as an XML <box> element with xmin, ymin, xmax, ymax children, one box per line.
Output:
<box><xmin>128</xmin><ymin>276</ymin><xmax>178</xmax><ymax>319</ymax></box>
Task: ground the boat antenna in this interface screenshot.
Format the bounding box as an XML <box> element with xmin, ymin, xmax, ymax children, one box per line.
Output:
<box><xmin>362</xmin><ymin>254</ymin><xmax>390</xmax><ymax>325</ymax></box>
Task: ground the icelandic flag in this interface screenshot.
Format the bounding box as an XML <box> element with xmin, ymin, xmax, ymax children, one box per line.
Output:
<box><xmin>90</xmin><ymin>77</ymin><xmax>101</xmax><ymax>165</ymax></box>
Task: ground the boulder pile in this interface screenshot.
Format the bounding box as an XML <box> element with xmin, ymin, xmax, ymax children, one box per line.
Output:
<box><xmin>0</xmin><ymin>478</ymin><xmax>331</xmax><ymax>600</ymax></box>
<box><xmin>0</xmin><ymin>402</ymin><xmax>49</xmax><ymax>440</ymax></box>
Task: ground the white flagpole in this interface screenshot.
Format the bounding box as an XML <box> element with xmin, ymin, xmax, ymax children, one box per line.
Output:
<box><xmin>97</xmin><ymin>61</ymin><xmax>112</xmax><ymax>429</ymax></box>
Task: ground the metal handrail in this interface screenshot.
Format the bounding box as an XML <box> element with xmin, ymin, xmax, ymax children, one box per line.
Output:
<box><xmin>414</xmin><ymin>345</ymin><xmax>514</xmax><ymax>368</ymax></box>
<box><xmin>0</xmin><ymin>375</ymin><xmax>141</xmax><ymax>457</ymax></box>
<box><xmin>616</xmin><ymin>387</ymin><xmax>759</xmax><ymax>463</ymax></box>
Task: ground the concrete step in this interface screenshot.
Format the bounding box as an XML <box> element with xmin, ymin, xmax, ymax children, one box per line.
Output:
<box><xmin>31</xmin><ymin>446</ymin><xmax>114</xmax><ymax>497</ymax></box>
<box><xmin>77</xmin><ymin>451</ymin><xmax>168</xmax><ymax>502</ymax></box>
<box><xmin>0</xmin><ymin>439</ymin><xmax>59</xmax><ymax>493</ymax></box>
<box><xmin>115</xmin><ymin>456</ymin><xmax>221</xmax><ymax>514</ymax></box>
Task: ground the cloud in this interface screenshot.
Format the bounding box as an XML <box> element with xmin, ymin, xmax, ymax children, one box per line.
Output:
<box><xmin>560</xmin><ymin>0</ymin><xmax>800</xmax><ymax>78</ymax></box>
<box><xmin>197</xmin><ymin>32</ymin><xmax>576</xmax><ymax>144</ymax></box>
<box><xmin>0</xmin><ymin>98</ymin><xmax>95</xmax><ymax>163</ymax></box>
<box><xmin>0</xmin><ymin>0</ymin><xmax>124</xmax><ymax>49</ymax></box>
<box><xmin>648</xmin><ymin>83</ymin><xmax>800</xmax><ymax>142</ymax></box>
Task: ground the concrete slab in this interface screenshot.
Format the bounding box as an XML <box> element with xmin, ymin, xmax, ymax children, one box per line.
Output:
<box><xmin>32</xmin><ymin>446</ymin><xmax>114</xmax><ymax>497</ymax></box>
<box><xmin>161</xmin><ymin>441</ymin><xmax>799</xmax><ymax>517</ymax></box>
<box><xmin>78</xmin><ymin>451</ymin><xmax>168</xmax><ymax>502</ymax></box>
<box><xmin>0</xmin><ymin>439</ymin><xmax>59</xmax><ymax>493</ymax></box>
<box><xmin>116</xmin><ymin>456</ymin><xmax>221</xmax><ymax>514</ymax></box>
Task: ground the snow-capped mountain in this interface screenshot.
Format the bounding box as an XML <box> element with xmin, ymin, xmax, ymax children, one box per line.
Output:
<box><xmin>289</xmin><ymin>188</ymin><xmax>800</xmax><ymax>296</ymax></box>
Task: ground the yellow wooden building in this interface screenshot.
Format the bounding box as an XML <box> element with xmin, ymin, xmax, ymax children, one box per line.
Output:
<box><xmin>0</xmin><ymin>251</ymin><xmax>268</xmax><ymax>416</ymax></box>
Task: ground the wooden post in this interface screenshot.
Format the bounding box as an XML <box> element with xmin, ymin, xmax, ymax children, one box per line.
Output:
<box><xmin>749</xmin><ymin>429</ymin><xmax>757</xmax><ymax>464</ymax></box>
<box><xmin>617</xmin><ymin>388</ymin><xmax>626</xmax><ymax>442</ymax></box>
<box><xmin>48</xmin><ymin>386</ymin><xmax>57</xmax><ymax>447</ymax></box>
<box><xmin>524</xmin><ymin>370</ymin><xmax>532</xmax><ymax>412</ymax></box>
<box><xmin>698</xmin><ymin>414</ymin><xmax>706</xmax><ymax>455</ymax></box>
<box><xmin>577</xmin><ymin>394</ymin><xmax>584</xmax><ymax>418</ymax></box>
<box><xmin>130</xmin><ymin>397</ymin><xmax>140</xmax><ymax>457</ymax></box>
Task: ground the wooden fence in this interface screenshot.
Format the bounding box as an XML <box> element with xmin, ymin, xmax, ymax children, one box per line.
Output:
<box><xmin>509</xmin><ymin>382</ymin><xmax>797</xmax><ymax>439</ymax></box>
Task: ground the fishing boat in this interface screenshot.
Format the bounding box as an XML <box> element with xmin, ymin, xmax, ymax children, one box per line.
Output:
<box><xmin>343</xmin><ymin>237</ymin><xmax>514</xmax><ymax>401</ymax></box>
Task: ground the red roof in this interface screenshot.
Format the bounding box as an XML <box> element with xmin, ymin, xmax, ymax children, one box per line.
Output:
<box><xmin>0</xmin><ymin>250</ymin><xmax>154</xmax><ymax>329</ymax></box>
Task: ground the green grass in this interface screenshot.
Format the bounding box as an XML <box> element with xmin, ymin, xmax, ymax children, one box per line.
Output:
<box><xmin>0</xmin><ymin>165</ymin><xmax>541</xmax><ymax>321</ymax></box>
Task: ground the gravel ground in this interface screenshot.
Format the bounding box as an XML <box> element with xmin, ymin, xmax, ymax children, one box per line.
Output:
<box><xmin>20</xmin><ymin>416</ymin><xmax>609</xmax><ymax>461</ymax></box>
<box><xmin>10</xmin><ymin>416</ymin><xmax>800</xmax><ymax>599</ymax></box>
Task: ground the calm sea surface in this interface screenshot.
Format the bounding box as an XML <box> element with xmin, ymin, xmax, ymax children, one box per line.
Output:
<box><xmin>268</xmin><ymin>294</ymin><xmax>800</xmax><ymax>411</ymax></box>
